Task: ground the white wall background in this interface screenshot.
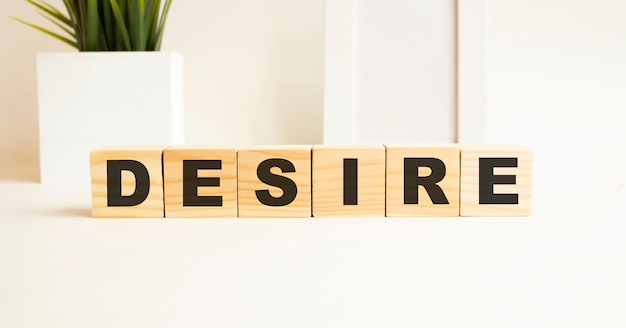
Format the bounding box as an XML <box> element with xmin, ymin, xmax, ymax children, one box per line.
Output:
<box><xmin>466</xmin><ymin>1</ymin><xmax>626</xmax><ymax>325</ymax></box>
<box><xmin>355</xmin><ymin>0</ymin><xmax>456</xmax><ymax>143</ymax></box>
<box><xmin>485</xmin><ymin>0</ymin><xmax>626</xmax><ymax>207</ymax></box>
<box><xmin>0</xmin><ymin>0</ymin><xmax>324</xmax><ymax>172</ymax></box>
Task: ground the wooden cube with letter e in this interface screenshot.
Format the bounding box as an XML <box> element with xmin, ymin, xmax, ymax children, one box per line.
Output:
<box><xmin>460</xmin><ymin>145</ymin><xmax>533</xmax><ymax>216</ymax></box>
<box><xmin>385</xmin><ymin>144</ymin><xmax>460</xmax><ymax>216</ymax></box>
<box><xmin>312</xmin><ymin>145</ymin><xmax>385</xmax><ymax>217</ymax></box>
<box><xmin>237</xmin><ymin>146</ymin><xmax>312</xmax><ymax>218</ymax></box>
<box><xmin>90</xmin><ymin>146</ymin><xmax>166</xmax><ymax>218</ymax></box>
<box><xmin>163</xmin><ymin>146</ymin><xmax>237</xmax><ymax>218</ymax></box>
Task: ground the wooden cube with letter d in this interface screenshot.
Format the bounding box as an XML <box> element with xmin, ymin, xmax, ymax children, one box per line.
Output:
<box><xmin>237</xmin><ymin>146</ymin><xmax>312</xmax><ymax>218</ymax></box>
<box><xmin>163</xmin><ymin>146</ymin><xmax>237</xmax><ymax>218</ymax></box>
<box><xmin>90</xmin><ymin>146</ymin><xmax>166</xmax><ymax>218</ymax></box>
<box><xmin>385</xmin><ymin>144</ymin><xmax>460</xmax><ymax>216</ymax></box>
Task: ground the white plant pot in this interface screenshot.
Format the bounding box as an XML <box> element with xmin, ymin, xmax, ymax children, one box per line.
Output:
<box><xmin>37</xmin><ymin>52</ymin><xmax>184</xmax><ymax>185</ymax></box>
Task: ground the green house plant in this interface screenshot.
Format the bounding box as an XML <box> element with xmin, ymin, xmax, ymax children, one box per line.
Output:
<box><xmin>15</xmin><ymin>0</ymin><xmax>172</xmax><ymax>51</ymax></box>
<box><xmin>17</xmin><ymin>0</ymin><xmax>184</xmax><ymax>185</ymax></box>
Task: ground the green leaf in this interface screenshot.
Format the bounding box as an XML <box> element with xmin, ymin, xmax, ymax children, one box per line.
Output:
<box><xmin>38</xmin><ymin>11</ymin><xmax>76</xmax><ymax>39</ymax></box>
<box><xmin>100</xmin><ymin>1</ymin><xmax>115</xmax><ymax>50</ymax></box>
<box><xmin>62</xmin><ymin>0</ymin><xmax>80</xmax><ymax>48</ymax></box>
<box><xmin>154</xmin><ymin>0</ymin><xmax>172</xmax><ymax>51</ymax></box>
<box><xmin>17</xmin><ymin>0</ymin><xmax>172</xmax><ymax>51</ymax></box>
<box><xmin>25</xmin><ymin>0</ymin><xmax>73</xmax><ymax>27</ymax></box>
<box><xmin>84</xmin><ymin>0</ymin><xmax>100</xmax><ymax>51</ymax></box>
<box><xmin>145</xmin><ymin>0</ymin><xmax>159</xmax><ymax>48</ymax></box>
<box><xmin>108</xmin><ymin>0</ymin><xmax>132</xmax><ymax>50</ymax></box>
<box><xmin>62</xmin><ymin>0</ymin><xmax>77</xmax><ymax>23</ymax></box>
<box><xmin>137</xmin><ymin>0</ymin><xmax>146</xmax><ymax>51</ymax></box>
<box><xmin>12</xmin><ymin>17</ymin><xmax>78</xmax><ymax>49</ymax></box>
<box><xmin>76</xmin><ymin>0</ymin><xmax>87</xmax><ymax>50</ymax></box>
<box><xmin>129</xmin><ymin>0</ymin><xmax>139</xmax><ymax>49</ymax></box>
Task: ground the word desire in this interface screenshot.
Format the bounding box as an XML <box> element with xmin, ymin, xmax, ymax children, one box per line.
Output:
<box><xmin>90</xmin><ymin>144</ymin><xmax>533</xmax><ymax>218</ymax></box>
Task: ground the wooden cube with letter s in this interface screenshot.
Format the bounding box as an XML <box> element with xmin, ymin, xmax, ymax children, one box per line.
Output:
<box><xmin>237</xmin><ymin>146</ymin><xmax>312</xmax><ymax>218</ymax></box>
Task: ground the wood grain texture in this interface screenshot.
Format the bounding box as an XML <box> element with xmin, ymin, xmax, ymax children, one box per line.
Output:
<box><xmin>385</xmin><ymin>144</ymin><xmax>460</xmax><ymax>217</ymax></box>
<box><xmin>163</xmin><ymin>146</ymin><xmax>237</xmax><ymax>218</ymax></box>
<box><xmin>460</xmin><ymin>145</ymin><xmax>533</xmax><ymax>216</ymax></box>
<box><xmin>237</xmin><ymin>146</ymin><xmax>312</xmax><ymax>218</ymax></box>
<box><xmin>90</xmin><ymin>146</ymin><xmax>166</xmax><ymax>218</ymax></box>
<box><xmin>312</xmin><ymin>145</ymin><xmax>385</xmax><ymax>217</ymax></box>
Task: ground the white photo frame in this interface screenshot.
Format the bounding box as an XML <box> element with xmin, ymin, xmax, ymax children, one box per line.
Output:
<box><xmin>324</xmin><ymin>0</ymin><xmax>487</xmax><ymax>144</ymax></box>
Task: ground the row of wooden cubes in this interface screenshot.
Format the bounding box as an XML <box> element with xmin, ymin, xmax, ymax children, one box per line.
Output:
<box><xmin>90</xmin><ymin>144</ymin><xmax>533</xmax><ymax>218</ymax></box>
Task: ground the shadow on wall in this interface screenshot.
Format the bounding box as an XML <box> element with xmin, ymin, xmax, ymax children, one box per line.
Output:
<box><xmin>0</xmin><ymin>1</ymin><xmax>70</xmax><ymax>180</ymax></box>
<box><xmin>0</xmin><ymin>166</ymin><xmax>39</xmax><ymax>183</ymax></box>
<box><xmin>0</xmin><ymin>31</ymin><xmax>41</xmax><ymax>176</ymax></box>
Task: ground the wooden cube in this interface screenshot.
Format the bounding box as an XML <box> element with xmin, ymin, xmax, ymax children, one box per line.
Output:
<box><xmin>163</xmin><ymin>146</ymin><xmax>237</xmax><ymax>218</ymax></box>
<box><xmin>312</xmin><ymin>145</ymin><xmax>385</xmax><ymax>217</ymax></box>
<box><xmin>385</xmin><ymin>144</ymin><xmax>460</xmax><ymax>216</ymax></box>
<box><xmin>90</xmin><ymin>146</ymin><xmax>166</xmax><ymax>218</ymax></box>
<box><xmin>460</xmin><ymin>145</ymin><xmax>533</xmax><ymax>216</ymax></box>
<box><xmin>237</xmin><ymin>146</ymin><xmax>312</xmax><ymax>217</ymax></box>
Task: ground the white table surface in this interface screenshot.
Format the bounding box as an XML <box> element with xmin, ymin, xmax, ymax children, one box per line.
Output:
<box><xmin>1</xmin><ymin>166</ymin><xmax>625</xmax><ymax>327</ymax></box>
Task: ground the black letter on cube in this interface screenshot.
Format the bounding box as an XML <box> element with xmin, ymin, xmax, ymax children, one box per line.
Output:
<box><xmin>183</xmin><ymin>160</ymin><xmax>222</xmax><ymax>207</ymax></box>
<box><xmin>107</xmin><ymin>160</ymin><xmax>150</xmax><ymax>206</ymax></box>
<box><xmin>255</xmin><ymin>158</ymin><xmax>298</xmax><ymax>206</ymax></box>
<box><xmin>404</xmin><ymin>158</ymin><xmax>449</xmax><ymax>205</ymax></box>
<box><xmin>479</xmin><ymin>158</ymin><xmax>519</xmax><ymax>204</ymax></box>
<box><xmin>343</xmin><ymin>158</ymin><xmax>358</xmax><ymax>205</ymax></box>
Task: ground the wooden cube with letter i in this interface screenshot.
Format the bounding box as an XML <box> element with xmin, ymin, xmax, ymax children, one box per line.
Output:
<box><xmin>312</xmin><ymin>145</ymin><xmax>385</xmax><ymax>217</ymax></box>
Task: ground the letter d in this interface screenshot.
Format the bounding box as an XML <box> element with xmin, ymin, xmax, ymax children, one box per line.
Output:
<box><xmin>107</xmin><ymin>160</ymin><xmax>150</xmax><ymax>206</ymax></box>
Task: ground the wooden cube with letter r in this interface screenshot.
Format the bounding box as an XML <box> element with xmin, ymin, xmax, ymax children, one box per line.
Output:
<box><xmin>90</xmin><ymin>146</ymin><xmax>166</xmax><ymax>218</ymax></box>
<box><xmin>163</xmin><ymin>146</ymin><xmax>237</xmax><ymax>218</ymax></box>
<box><xmin>460</xmin><ymin>145</ymin><xmax>533</xmax><ymax>216</ymax></box>
<box><xmin>237</xmin><ymin>146</ymin><xmax>312</xmax><ymax>218</ymax></box>
<box><xmin>385</xmin><ymin>144</ymin><xmax>460</xmax><ymax>216</ymax></box>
